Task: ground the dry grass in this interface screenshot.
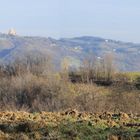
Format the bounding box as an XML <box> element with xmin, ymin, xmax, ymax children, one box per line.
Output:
<box><xmin>0</xmin><ymin>72</ymin><xmax>139</xmax><ymax>114</ymax></box>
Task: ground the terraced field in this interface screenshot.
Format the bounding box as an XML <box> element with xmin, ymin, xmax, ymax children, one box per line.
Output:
<box><xmin>0</xmin><ymin>109</ymin><xmax>139</xmax><ymax>140</ymax></box>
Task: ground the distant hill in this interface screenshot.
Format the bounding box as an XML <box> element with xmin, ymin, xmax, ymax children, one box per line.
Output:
<box><xmin>0</xmin><ymin>33</ymin><xmax>140</xmax><ymax>71</ymax></box>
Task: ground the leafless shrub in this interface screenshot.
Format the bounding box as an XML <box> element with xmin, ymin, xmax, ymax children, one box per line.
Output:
<box><xmin>0</xmin><ymin>54</ymin><xmax>139</xmax><ymax>113</ymax></box>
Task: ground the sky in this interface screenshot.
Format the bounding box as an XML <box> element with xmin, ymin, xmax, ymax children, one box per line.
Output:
<box><xmin>0</xmin><ymin>0</ymin><xmax>140</xmax><ymax>42</ymax></box>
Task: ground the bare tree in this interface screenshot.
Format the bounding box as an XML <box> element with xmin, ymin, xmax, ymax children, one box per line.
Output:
<box><xmin>60</xmin><ymin>57</ymin><xmax>70</xmax><ymax>83</ymax></box>
<box><xmin>103</xmin><ymin>53</ymin><xmax>115</xmax><ymax>81</ymax></box>
<box><xmin>80</xmin><ymin>52</ymin><xmax>96</xmax><ymax>83</ymax></box>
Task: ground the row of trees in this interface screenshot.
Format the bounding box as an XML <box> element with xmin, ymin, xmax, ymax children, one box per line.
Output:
<box><xmin>0</xmin><ymin>53</ymin><xmax>139</xmax><ymax>86</ymax></box>
<box><xmin>79</xmin><ymin>53</ymin><xmax>115</xmax><ymax>83</ymax></box>
<box><xmin>65</xmin><ymin>53</ymin><xmax>119</xmax><ymax>86</ymax></box>
<box><xmin>0</xmin><ymin>54</ymin><xmax>54</xmax><ymax>77</ymax></box>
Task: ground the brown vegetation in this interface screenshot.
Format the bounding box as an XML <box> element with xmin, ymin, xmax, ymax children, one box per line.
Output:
<box><xmin>0</xmin><ymin>54</ymin><xmax>139</xmax><ymax>114</ymax></box>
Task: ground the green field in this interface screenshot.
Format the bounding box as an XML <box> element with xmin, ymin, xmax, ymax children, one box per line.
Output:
<box><xmin>123</xmin><ymin>72</ymin><xmax>140</xmax><ymax>81</ymax></box>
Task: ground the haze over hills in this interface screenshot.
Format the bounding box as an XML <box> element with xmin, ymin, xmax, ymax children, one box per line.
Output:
<box><xmin>0</xmin><ymin>32</ymin><xmax>140</xmax><ymax>71</ymax></box>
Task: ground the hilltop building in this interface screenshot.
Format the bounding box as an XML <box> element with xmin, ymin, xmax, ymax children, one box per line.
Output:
<box><xmin>8</xmin><ymin>29</ymin><xmax>17</xmax><ymax>35</ymax></box>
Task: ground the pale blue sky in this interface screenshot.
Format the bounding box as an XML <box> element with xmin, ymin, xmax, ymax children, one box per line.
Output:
<box><xmin>0</xmin><ymin>0</ymin><xmax>140</xmax><ymax>42</ymax></box>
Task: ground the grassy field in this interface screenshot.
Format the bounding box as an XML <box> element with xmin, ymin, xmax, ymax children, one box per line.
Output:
<box><xmin>123</xmin><ymin>72</ymin><xmax>140</xmax><ymax>81</ymax></box>
<box><xmin>0</xmin><ymin>110</ymin><xmax>139</xmax><ymax>140</ymax></box>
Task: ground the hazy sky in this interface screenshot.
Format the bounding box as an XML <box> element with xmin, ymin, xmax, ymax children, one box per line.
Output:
<box><xmin>0</xmin><ymin>0</ymin><xmax>140</xmax><ymax>42</ymax></box>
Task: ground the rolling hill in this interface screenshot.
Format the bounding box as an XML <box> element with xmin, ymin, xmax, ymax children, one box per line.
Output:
<box><xmin>0</xmin><ymin>33</ymin><xmax>140</xmax><ymax>71</ymax></box>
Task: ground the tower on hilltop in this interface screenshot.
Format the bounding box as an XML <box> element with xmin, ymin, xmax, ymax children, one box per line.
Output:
<box><xmin>8</xmin><ymin>28</ymin><xmax>17</xmax><ymax>35</ymax></box>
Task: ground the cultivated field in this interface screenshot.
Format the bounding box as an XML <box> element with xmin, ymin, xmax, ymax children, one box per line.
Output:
<box><xmin>0</xmin><ymin>110</ymin><xmax>140</xmax><ymax>140</ymax></box>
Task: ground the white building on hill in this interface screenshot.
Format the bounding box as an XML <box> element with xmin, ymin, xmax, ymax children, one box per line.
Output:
<box><xmin>8</xmin><ymin>28</ymin><xmax>17</xmax><ymax>35</ymax></box>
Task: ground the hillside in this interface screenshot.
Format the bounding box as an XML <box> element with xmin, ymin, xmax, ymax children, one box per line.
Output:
<box><xmin>0</xmin><ymin>33</ymin><xmax>140</xmax><ymax>71</ymax></box>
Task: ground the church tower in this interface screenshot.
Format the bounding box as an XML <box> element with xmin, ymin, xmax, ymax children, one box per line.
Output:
<box><xmin>8</xmin><ymin>28</ymin><xmax>17</xmax><ymax>35</ymax></box>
